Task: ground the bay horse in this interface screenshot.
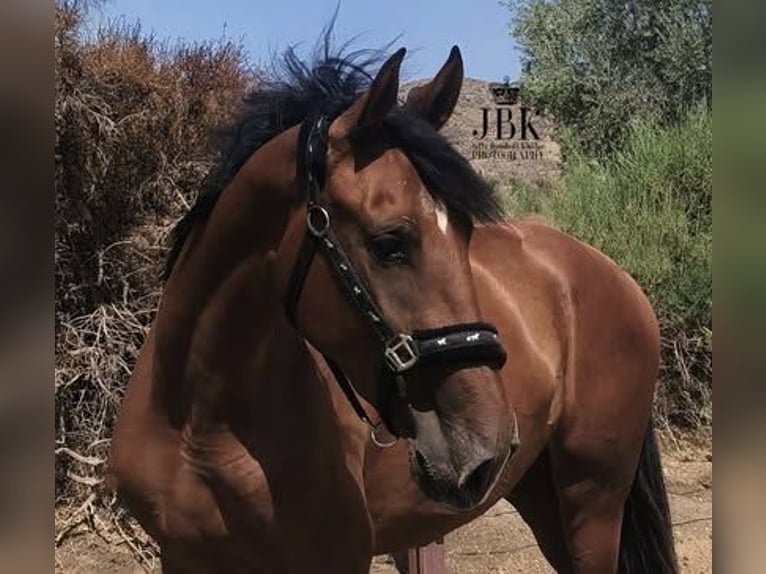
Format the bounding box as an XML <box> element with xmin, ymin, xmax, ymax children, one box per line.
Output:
<box><xmin>107</xmin><ymin>36</ymin><xmax>677</xmax><ymax>574</ymax></box>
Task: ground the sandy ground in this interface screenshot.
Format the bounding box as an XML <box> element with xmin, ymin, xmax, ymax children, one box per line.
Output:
<box><xmin>55</xmin><ymin>450</ymin><xmax>712</xmax><ymax>573</ymax></box>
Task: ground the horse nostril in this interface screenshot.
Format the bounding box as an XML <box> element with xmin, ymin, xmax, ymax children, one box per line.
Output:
<box><xmin>458</xmin><ymin>457</ymin><xmax>495</xmax><ymax>491</ymax></box>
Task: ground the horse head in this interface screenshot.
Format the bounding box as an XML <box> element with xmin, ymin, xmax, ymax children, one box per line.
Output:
<box><xmin>276</xmin><ymin>47</ymin><xmax>518</xmax><ymax>509</ymax></box>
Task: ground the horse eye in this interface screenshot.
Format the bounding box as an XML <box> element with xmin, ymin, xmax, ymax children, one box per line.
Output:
<box><xmin>368</xmin><ymin>233</ymin><xmax>411</xmax><ymax>266</ymax></box>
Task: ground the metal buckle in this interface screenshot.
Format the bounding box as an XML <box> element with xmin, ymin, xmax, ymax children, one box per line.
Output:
<box><xmin>306</xmin><ymin>204</ymin><xmax>330</xmax><ymax>237</ymax></box>
<box><xmin>384</xmin><ymin>334</ymin><xmax>419</xmax><ymax>373</ymax></box>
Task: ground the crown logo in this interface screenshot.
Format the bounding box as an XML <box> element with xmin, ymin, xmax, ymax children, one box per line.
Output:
<box><xmin>489</xmin><ymin>79</ymin><xmax>519</xmax><ymax>105</ymax></box>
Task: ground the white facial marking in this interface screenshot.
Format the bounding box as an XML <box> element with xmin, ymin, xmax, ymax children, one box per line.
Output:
<box><xmin>421</xmin><ymin>192</ymin><xmax>449</xmax><ymax>235</ymax></box>
<box><xmin>435</xmin><ymin>202</ymin><xmax>449</xmax><ymax>235</ymax></box>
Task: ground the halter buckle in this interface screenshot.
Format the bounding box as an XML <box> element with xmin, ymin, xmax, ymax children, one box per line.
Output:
<box><xmin>384</xmin><ymin>334</ymin><xmax>419</xmax><ymax>373</ymax></box>
<box><xmin>306</xmin><ymin>204</ymin><xmax>330</xmax><ymax>237</ymax></box>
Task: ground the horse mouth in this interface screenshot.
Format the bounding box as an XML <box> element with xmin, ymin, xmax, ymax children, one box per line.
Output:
<box><xmin>408</xmin><ymin>444</ymin><xmax>511</xmax><ymax>511</ymax></box>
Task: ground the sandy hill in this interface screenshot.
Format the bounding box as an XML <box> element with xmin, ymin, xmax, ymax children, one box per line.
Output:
<box><xmin>401</xmin><ymin>77</ymin><xmax>560</xmax><ymax>184</ymax></box>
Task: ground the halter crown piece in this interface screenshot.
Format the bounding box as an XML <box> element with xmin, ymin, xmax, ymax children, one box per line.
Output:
<box><xmin>284</xmin><ymin>110</ymin><xmax>507</xmax><ymax>446</ymax></box>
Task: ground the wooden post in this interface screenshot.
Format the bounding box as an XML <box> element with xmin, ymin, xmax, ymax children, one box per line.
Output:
<box><xmin>407</xmin><ymin>538</ymin><xmax>446</xmax><ymax>574</ymax></box>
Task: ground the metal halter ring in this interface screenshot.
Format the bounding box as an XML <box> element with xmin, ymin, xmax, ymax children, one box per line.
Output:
<box><xmin>370</xmin><ymin>421</ymin><xmax>398</xmax><ymax>448</ymax></box>
<box><xmin>306</xmin><ymin>204</ymin><xmax>331</xmax><ymax>237</ymax></box>
<box><xmin>384</xmin><ymin>333</ymin><xmax>419</xmax><ymax>373</ymax></box>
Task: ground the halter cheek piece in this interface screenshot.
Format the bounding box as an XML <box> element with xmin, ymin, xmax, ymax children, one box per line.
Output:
<box><xmin>284</xmin><ymin>111</ymin><xmax>507</xmax><ymax>445</ymax></box>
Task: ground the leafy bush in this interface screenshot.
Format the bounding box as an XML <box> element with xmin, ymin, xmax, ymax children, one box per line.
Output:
<box><xmin>505</xmin><ymin>0</ymin><xmax>712</xmax><ymax>155</ymax></box>
<box><xmin>502</xmin><ymin>107</ymin><xmax>712</xmax><ymax>429</ymax></box>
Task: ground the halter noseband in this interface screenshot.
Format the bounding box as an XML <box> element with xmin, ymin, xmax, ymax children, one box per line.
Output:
<box><xmin>284</xmin><ymin>111</ymin><xmax>507</xmax><ymax>442</ymax></box>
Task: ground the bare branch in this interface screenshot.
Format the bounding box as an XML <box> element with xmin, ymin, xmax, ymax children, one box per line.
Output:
<box><xmin>56</xmin><ymin>447</ymin><xmax>105</xmax><ymax>466</ymax></box>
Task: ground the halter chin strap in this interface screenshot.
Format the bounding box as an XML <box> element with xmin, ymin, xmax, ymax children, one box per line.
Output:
<box><xmin>284</xmin><ymin>111</ymin><xmax>507</xmax><ymax>439</ymax></box>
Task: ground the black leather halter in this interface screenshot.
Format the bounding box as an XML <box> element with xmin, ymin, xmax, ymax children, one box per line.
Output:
<box><xmin>284</xmin><ymin>111</ymin><xmax>507</xmax><ymax>439</ymax></box>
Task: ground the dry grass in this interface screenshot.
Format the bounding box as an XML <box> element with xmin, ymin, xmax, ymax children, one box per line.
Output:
<box><xmin>54</xmin><ymin>1</ymin><xmax>254</xmax><ymax>536</ymax></box>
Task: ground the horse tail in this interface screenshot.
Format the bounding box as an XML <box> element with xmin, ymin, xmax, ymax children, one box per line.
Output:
<box><xmin>618</xmin><ymin>420</ymin><xmax>679</xmax><ymax>574</ymax></box>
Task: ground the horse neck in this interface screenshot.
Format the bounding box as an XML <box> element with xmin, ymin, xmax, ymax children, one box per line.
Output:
<box><xmin>178</xmin><ymin>252</ymin><xmax>331</xmax><ymax>439</ymax></box>
<box><xmin>154</xmin><ymin>126</ymin><xmax>323</xmax><ymax>429</ymax></box>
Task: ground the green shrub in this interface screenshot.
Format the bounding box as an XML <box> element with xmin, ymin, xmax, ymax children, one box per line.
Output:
<box><xmin>505</xmin><ymin>0</ymin><xmax>712</xmax><ymax>156</ymax></box>
<box><xmin>502</xmin><ymin>107</ymin><xmax>712</xmax><ymax>429</ymax></box>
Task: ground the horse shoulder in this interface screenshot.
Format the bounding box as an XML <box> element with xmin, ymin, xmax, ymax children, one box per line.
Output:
<box><xmin>501</xmin><ymin>219</ymin><xmax>661</xmax><ymax>480</ymax></box>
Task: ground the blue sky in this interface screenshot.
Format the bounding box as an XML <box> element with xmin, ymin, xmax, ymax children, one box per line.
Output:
<box><xmin>91</xmin><ymin>0</ymin><xmax>522</xmax><ymax>82</ymax></box>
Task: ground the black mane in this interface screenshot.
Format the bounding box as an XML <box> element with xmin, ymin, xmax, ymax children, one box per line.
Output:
<box><xmin>164</xmin><ymin>31</ymin><xmax>501</xmax><ymax>279</ymax></box>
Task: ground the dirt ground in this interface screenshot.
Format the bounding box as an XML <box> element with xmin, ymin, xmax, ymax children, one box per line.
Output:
<box><xmin>55</xmin><ymin>448</ymin><xmax>712</xmax><ymax>573</ymax></box>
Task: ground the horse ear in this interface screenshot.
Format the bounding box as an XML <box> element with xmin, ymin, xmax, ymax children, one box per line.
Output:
<box><xmin>331</xmin><ymin>47</ymin><xmax>406</xmax><ymax>138</ymax></box>
<box><xmin>405</xmin><ymin>45</ymin><xmax>463</xmax><ymax>129</ymax></box>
